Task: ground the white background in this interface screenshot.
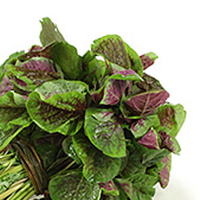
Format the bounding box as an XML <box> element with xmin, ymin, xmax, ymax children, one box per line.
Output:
<box><xmin>0</xmin><ymin>1</ymin><xmax>199</xmax><ymax>199</ymax></box>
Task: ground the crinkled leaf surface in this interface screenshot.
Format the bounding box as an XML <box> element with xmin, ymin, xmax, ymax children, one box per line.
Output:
<box><xmin>84</xmin><ymin>107</ymin><xmax>126</xmax><ymax>158</ymax></box>
<box><xmin>51</xmin><ymin>42</ymin><xmax>82</xmax><ymax>80</ymax></box>
<box><xmin>40</xmin><ymin>17</ymin><xmax>65</xmax><ymax>46</ymax></box>
<box><xmin>27</xmin><ymin>80</ymin><xmax>87</xmax><ymax>135</ymax></box>
<box><xmin>49</xmin><ymin>171</ymin><xmax>101</xmax><ymax>200</ymax></box>
<box><xmin>27</xmin><ymin>91</ymin><xmax>85</xmax><ymax>135</ymax></box>
<box><xmin>73</xmin><ymin>132</ymin><xmax>121</xmax><ymax>183</ymax></box>
<box><xmin>121</xmin><ymin>90</ymin><xmax>169</xmax><ymax>118</ymax></box>
<box><xmin>91</xmin><ymin>35</ymin><xmax>143</xmax><ymax>76</ymax></box>
<box><xmin>130</xmin><ymin>114</ymin><xmax>160</xmax><ymax>138</ymax></box>
<box><xmin>7</xmin><ymin>57</ymin><xmax>61</xmax><ymax>91</ymax></box>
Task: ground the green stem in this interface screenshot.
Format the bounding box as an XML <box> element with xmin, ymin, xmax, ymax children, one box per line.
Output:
<box><xmin>0</xmin><ymin>182</ymin><xmax>24</xmax><ymax>200</ymax></box>
<box><xmin>14</xmin><ymin>185</ymin><xmax>34</xmax><ymax>200</ymax></box>
<box><xmin>0</xmin><ymin>165</ymin><xmax>24</xmax><ymax>178</ymax></box>
<box><xmin>23</xmin><ymin>190</ymin><xmax>35</xmax><ymax>200</ymax></box>
<box><xmin>9</xmin><ymin>181</ymin><xmax>32</xmax><ymax>200</ymax></box>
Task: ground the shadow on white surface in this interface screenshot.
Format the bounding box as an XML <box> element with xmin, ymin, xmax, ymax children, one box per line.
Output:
<box><xmin>153</xmin><ymin>178</ymin><xmax>192</xmax><ymax>200</ymax></box>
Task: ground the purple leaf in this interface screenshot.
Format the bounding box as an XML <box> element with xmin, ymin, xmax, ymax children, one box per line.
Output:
<box><xmin>123</xmin><ymin>90</ymin><xmax>169</xmax><ymax>118</ymax></box>
<box><xmin>19</xmin><ymin>42</ymin><xmax>55</xmax><ymax>61</ymax></box>
<box><xmin>21</xmin><ymin>57</ymin><xmax>56</xmax><ymax>72</ymax></box>
<box><xmin>138</xmin><ymin>128</ymin><xmax>160</xmax><ymax>150</ymax></box>
<box><xmin>159</xmin><ymin>131</ymin><xmax>181</xmax><ymax>154</ymax></box>
<box><xmin>7</xmin><ymin>57</ymin><xmax>61</xmax><ymax>91</ymax></box>
<box><xmin>160</xmin><ymin>154</ymin><xmax>171</xmax><ymax>188</ymax></box>
<box><xmin>0</xmin><ymin>77</ymin><xmax>13</xmax><ymax>97</ymax></box>
<box><xmin>140</xmin><ymin>52</ymin><xmax>158</xmax><ymax>70</ymax></box>
<box><xmin>99</xmin><ymin>69</ymin><xmax>142</xmax><ymax>105</ymax></box>
<box><xmin>100</xmin><ymin>180</ymin><xmax>119</xmax><ymax>196</ymax></box>
<box><xmin>29</xmin><ymin>45</ymin><xmax>43</xmax><ymax>52</ymax></box>
<box><xmin>157</xmin><ymin>105</ymin><xmax>176</xmax><ymax>128</ymax></box>
<box><xmin>136</xmin><ymin>73</ymin><xmax>164</xmax><ymax>91</ymax></box>
<box><xmin>117</xmin><ymin>69</ymin><xmax>137</xmax><ymax>77</ymax></box>
<box><xmin>112</xmin><ymin>67</ymin><xmax>137</xmax><ymax>76</ymax></box>
<box><xmin>100</xmin><ymin>79</ymin><xmax>128</xmax><ymax>105</ymax></box>
<box><xmin>90</xmin><ymin>86</ymin><xmax>105</xmax><ymax>104</ymax></box>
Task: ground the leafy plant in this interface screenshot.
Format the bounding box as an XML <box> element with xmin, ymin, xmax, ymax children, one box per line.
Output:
<box><xmin>0</xmin><ymin>17</ymin><xmax>186</xmax><ymax>200</ymax></box>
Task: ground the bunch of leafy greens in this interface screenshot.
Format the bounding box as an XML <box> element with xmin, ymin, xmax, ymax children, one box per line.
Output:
<box><xmin>0</xmin><ymin>17</ymin><xmax>186</xmax><ymax>200</ymax></box>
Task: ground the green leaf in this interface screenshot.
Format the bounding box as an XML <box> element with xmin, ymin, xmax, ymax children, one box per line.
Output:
<box><xmin>0</xmin><ymin>125</ymin><xmax>30</xmax><ymax>151</ymax></box>
<box><xmin>51</xmin><ymin>42</ymin><xmax>82</xmax><ymax>80</ymax></box>
<box><xmin>0</xmin><ymin>91</ymin><xmax>31</xmax><ymax>131</ymax></box>
<box><xmin>34</xmin><ymin>79</ymin><xmax>88</xmax><ymax>97</ymax></box>
<box><xmin>121</xmin><ymin>146</ymin><xmax>146</xmax><ymax>179</ymax></box>
<box><xmin>73</xmin><ymin>132</ymin><xmax>121</xmax><ymax>183</ymax></box>
<box><xmin>62</xmin><ymin>136</ymin><xmax>82</xmax><ymax>164</ymax></box>
<box><xmin>84</xmin><ymin>107</ymin><xmax>126</xmax><ymax>158</ymax></box>
<box><xmin>27</xmin><ymin>91</ymin><xmax>85</xmax><ymax>136</ymax></box>
<box><xmin>81</xmin><ymin>58</ymin><xmax>108</xmax><ymax>87</ymax></box>
<box><xmin>131</xmin><ymin>139</ymin><xmax>170</xmax><ymax>167</ymax></box>
<box><xmin>130</xmin><ymin>115</ymin><xmax>160</xmax><ymax>138</ymax></box>
<box><xmin>91</xmin><ymin>35</ymin><xmax>143</xmax><ymax>76</ymax></box>
<box><xmin>116</xmin><ymin>174</ymin><xmax>157</xmax><ymax>200</ymax></box>
<box><xmin>26</xmin><ymin>79</ymin><xmax>88</xmax><ymax>135</ymax></box>
<box><xmin>0</xmin><ymin>51</ymin><xmax>25</xmax><ymax>71</ymax></box>
<box><xmin>49</xmin><ymin>171</ymin><xmax>101</xmax><ymax>200</ymax></box>
<box><xmin>142</xmin><ymin>148</ymin><xmax>170</xmax><ymax>167</ymax></box>
<box><xmin>40</xmin><ymin>17</ymin><xmax>65</xmax><ymax>46</ymax></box>
<box><xmin>0</xmin><ymin>91</ymin><xmax>32</xmax><ymax>150</ymax></box>
<box><xmin>156</xmin><ymin>103</ymin><xmax>186</xmax><ymax>137</ymax></box>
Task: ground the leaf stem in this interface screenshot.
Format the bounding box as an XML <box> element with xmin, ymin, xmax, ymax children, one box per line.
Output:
<box><xmin>52</xmin><ymin>160</ymin><xmax>76</xmax><ymax>178</ymax></box>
